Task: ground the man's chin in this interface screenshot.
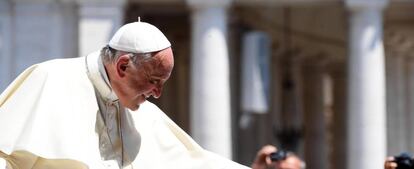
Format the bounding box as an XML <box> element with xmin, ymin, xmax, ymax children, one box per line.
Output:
<box><xmin>129</xmin><ymin>106</ymin><xmax>139</xmax><ymax>111</ymax></box>
<box><xmin>129</xmin><ymin>100</ymin><xmax>145</xmax><ymax>111</ymax></box>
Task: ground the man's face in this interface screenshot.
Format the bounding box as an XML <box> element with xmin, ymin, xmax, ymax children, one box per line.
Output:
<box><xmin>274</xmin><ymin>156</ymin><xmax>302</xmax><ymax>169</ymax></box>
<box><xmin>112</xmin><ymin>47</ymin><xmax>174</xmax><ymax>110</ymax></box>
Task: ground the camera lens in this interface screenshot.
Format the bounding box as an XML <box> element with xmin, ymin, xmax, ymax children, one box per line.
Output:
<box><xmin>270</xmin><ymin>150</ymin><xmax>287</xmax><ymax>162</ymax></box>
<box><xmin>394</xmin><ymin>152</ymin><xmax>414</xmax><ymax>169</ymax></box>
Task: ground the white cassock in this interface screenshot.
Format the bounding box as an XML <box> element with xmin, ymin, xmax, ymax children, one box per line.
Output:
<box><xmin>0</xmin><ymin>51</ymin><xmax>249</xmax><ymax>169</ymax></box>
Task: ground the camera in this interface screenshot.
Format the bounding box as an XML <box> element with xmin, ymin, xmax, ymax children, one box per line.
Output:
<box><xmin>270</xmin><ymin>150</ymin><xmax>287</xmax><ymax>162</ymax></box>
<box><xmin>394</xmin><ymin>152</ymin><xmax>414</xmax><ymax>169</ymax></box>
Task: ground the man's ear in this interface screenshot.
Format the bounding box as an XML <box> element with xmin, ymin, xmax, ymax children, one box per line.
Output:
<box><xmin>116</xmin><ymin>55</ymin><xmax>130</xmax><ymax>78</ymax></box>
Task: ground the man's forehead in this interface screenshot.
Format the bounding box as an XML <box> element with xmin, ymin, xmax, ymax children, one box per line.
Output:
<box><xmin>150</xmin><ymin>66</ymin><xmax>171</xmax><ymax>78</ymax></box>
<box><xmin>142</xmin><ymin>57</ymin><xmax>172</xmax><ymax>78</ymax></box>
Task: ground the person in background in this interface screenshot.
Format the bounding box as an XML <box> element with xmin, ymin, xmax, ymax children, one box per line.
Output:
<box><xmin>251</xmin><ymin>145</ymin><xmax>305</xmax><ymax>169</ymax></box>
<box><xmin>384</xmin><ymin>157</ymin><xmax>397</xmax><ymax>169</ymax></box>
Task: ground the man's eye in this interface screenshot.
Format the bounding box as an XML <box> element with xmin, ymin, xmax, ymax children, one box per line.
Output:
<box><xmin>149</xmin><ymin>80</ymin><xmax>160</xmax><ymax>85</ymax></box>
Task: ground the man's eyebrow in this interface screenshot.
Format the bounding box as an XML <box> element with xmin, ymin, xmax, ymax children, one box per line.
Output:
<box><xmin>150</xmin><ymin>73</ymin><xmax>170</xmax><ymax>80</ymax></box>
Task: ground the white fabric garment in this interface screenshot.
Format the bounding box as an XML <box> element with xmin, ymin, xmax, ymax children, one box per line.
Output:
<box><xmin>0</xmin><ymin>51</ymin><xmax>249</xmax><ymax>169</ymax></box>
<box><xmin>88</xmin><ymin>51</ymin><xmax>133</xmax><ymax>168</ymax></box>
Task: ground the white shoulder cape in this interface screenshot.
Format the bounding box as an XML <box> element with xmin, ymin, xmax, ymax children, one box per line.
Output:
<box><xmin>0</xmin><ymin>56</ymin><xmax>249</xmax><ymax>169</ymax></box>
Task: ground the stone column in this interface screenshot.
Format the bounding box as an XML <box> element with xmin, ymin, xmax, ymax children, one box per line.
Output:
<box><xmin>302</xmin><ymin>59</ymin><xmax>328</xmax><ymax>169</ymax></box>
<box><xmin>385</xmin><ymin>51</ymin><xmax>408</xmax><ymax>155</ymax></box>
<box><xmin>346</xmin><ymin>1</ymin><xmax>388</xmax><ymax>168</ymax></box>
<box><xmin>397</xmin><ymin>53</ymin><xmax>409</xmax><ymax>151</ymax></box>
<box><xmin>78</xmin><ymin>0</ymin><xmax>125</xmax><ymax>57</ymax></box>
<box><xmin>331</xmin><ymin>63</ymin><xmax>347</xmax><ymax>169</ymax></box>
<box><xmin>187</xmin><ymin>0</ymin><xmax>232</xmax><ymax>158</ymax></box>
<box><xmin>0</xmin><ymin>0</ymin><xmax>12</xmax><ymax>91</ymax></box>
<box><xmin>10</xmin><ymin>0</ymin><xmax>78</xmax><ymax>81</ymax></box>
<box><xmin>406</xmin><ymin>55</ymin><xmax>414</xmax><ymax>152</ymax></box>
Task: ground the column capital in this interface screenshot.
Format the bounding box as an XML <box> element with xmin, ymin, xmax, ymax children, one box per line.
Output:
<box><xmin>186</xmin><ymin>0</ymin><xmax>232</xmax><ymax>9</ymax></box>
<box><xmin>346</xmin><ymin>0</ymin><xmax>389</xmax><ymax>11</ymax></box>
<box><xmin>12</xmin><ymin>0</ymin><xmax>76</xmax><ymax>4</ymax></box>
<box><xmin>0</xmin><ymin>0</ymin><xmax>11</xmax><ymax>14</ymax></box>
<box><xmin>76</xmin><ymin>0</ymin><xmax>125</xmax><ymax>7</ymax></box>
<box><xmin>78</xmin><ymin>0</ymin><xmax>125</xmax><ymax>19</ymax></box>
<box><xmin>385</xmin><ymin>31</ymin><xmax>414</xmax><ymax>55</ymax></box>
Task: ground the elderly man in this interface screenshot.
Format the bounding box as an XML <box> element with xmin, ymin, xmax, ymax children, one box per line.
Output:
<box><xmin>0</xmin><ymin>21</ymin><xmax>248</xmax><ymax>169</ymax></box>
<box><xmin>251</xmin><ymin>145</ymin><xmax>305</xmax><ymax>169</ymax></box>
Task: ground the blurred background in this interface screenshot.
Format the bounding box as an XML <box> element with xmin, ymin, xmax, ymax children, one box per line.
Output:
<box><xmin>0</xmin><ymin>0</ymin><xmax>413</xmax><ymax>168</ymax></box>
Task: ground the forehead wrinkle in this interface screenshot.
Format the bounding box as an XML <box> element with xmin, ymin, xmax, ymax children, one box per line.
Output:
<box><xmin>142</xmin><ymin>57</ymin><xmax>171</xmax><ymax>80</ymax></box>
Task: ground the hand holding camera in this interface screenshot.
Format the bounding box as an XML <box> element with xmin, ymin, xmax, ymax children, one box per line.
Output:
<box><xmin>393</xmin><ymin>152</ymin><xmax>414</xmax><ymax>169</ymax></box>
<box><xmin>251</xmin><ymin>145</ymin><xmax>278</xmax><ymax>169</ymax></box>
<box><xmin>270</xmin><ymin>150</ymin><xmax>287</xmax><ymax>162</ymax></box>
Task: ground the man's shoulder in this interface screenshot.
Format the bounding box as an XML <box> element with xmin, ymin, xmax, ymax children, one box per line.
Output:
<box><xmin>23</xmin><ymin>57</ymin><xmax>90</xmax><ymax>87</ymax></box>
<box><xmin>34</xmin><ymin>57</ymin><xmax>85</xmax><ymax>73</ymax></box>
<box><xmin>38</xmin><ymin>57</ymin><xmax>84</xmax><ymax>68</ymax></box>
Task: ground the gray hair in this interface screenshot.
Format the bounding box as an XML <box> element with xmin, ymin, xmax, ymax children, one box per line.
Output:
<box><xmin>100</xmin><ymin>45</ymin><xmax>153</xmax><ymax>65</ymax></box>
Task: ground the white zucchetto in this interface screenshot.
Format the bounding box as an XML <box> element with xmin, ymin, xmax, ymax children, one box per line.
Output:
<box><xmin>109</xmin><ymin>22</ymin><xmax>171</xmax><ymax>53</ymax></box>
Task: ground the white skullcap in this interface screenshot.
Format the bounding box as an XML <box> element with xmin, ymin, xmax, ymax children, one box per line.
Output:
<box><xmin>108</xmin><ymin>22</ymin><xmax>171</xmax><ymax>53</ymax></box>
